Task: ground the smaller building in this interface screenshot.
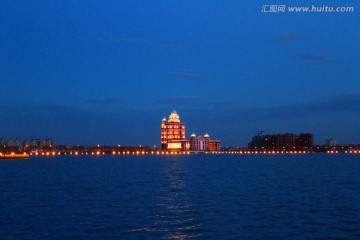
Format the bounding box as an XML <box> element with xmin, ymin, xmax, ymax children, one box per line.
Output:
<box><xmin>0</xmin><ymin>139</ymin><xmax>20</xmax><ymax>147</ymax></box>
<box><xmin>325</xmin><ymin>139</ymin><xmax>337</xmax><ymax>147</ymax></box>
<box><xmin>297</xmin><ymin>133</ymin><xmax>314</xmax><ymax>150</ymax></box>
<box><xmin>23</xmin><ymin>138</ymin><xmax>53</xmax><ymax>148</ymax></box>
<box><xmin>209</xmin><ymin>140</ymin><xmax>221</xmax><ymax>151</ymax></box>
<box><xmin>190</xmin><ymin>133</ymin><xmax>221</xmax><ymax>151</ymax></box>
<box><xmin>190</xmin><ymin>133</ymin><xmax>209</xmax><ymax>151</ymax></box>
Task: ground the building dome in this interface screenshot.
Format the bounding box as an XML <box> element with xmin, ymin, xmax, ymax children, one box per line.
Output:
<box><xmin>204</xmin><ymin>133</ymin><xmax>210</xmax><ymax>138</ymax></box>
<box><xmin>162</xmin><ymin>117</ymin><xmax>166</xmax><ymax>122</ymax></box>
<box><xmin>191</xmin><ymin>133</ymin><xmax>196</xmax><ymax>138</ymax></box>
<box><xmin>168</xmin><ymin>109</ymin><xmax>180</xmax><ymax>123</ymax></box>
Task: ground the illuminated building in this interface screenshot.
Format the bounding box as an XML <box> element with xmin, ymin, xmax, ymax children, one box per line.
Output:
<box><xmin>161</xmin><ymin>109</ymin><xmax>221</xmax><ymax>151</ymax></box>
<box><xmin>161</xmin><ymin>109</ymin><xmax>186</xmax><ymax>150</ymax></box>
<box><xmin>209</xmin><ymin>140</ymin><xmax>221</xmax><ymax>151</ymax></box>
<box><xmin>190</xmin><ymin>133</ymin><xmax>221</xmax><ymax>151</ymax></box>
<box><xmin>190</xmin><ymin>133</ymin><xmax>209</xmax><ymax>151</ymax></box>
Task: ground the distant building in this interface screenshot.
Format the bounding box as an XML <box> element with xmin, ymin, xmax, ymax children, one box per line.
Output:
<box><xmin>325</xmin><ymin>139</ymin><xmax>337</xmax><ymax>147</ymax></box>
<box><xmin>280</xmin><ymin>133</ymin><xmax>298</xmax><ymax>150</ymax></box>
<box><xmin>23</xmin><ymin>138</ymin><xmax>53</xmax><ymax>148</ymax></box>
<box><xmin>249</xmin><ymin>135</ymin><xmax>263</xmax><ymax>149</ymax></box>
<box><xmin>248</xmin><ymin>133</ymin><xmax>314</xmax><ymax>151</ymax></box>
<box><xmin>209</xmin><ymin>140</ymin><xmax>221</xmax><ymax>151</ymax></box>
<box><xmin>0</xmin><ymin>139</ymin><xmax>20</xmax><ymax>147</ymax></box>
<box><xmin>297</xmin><ymin>133</ymin><xmax>314</xmax><ymax>150</ymax></box>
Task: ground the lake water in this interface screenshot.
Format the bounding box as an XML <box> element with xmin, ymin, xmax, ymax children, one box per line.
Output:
<box><xmin>1</xmin><ymin>154</ymin><xmax>360</xmax><ymax>239</ymax></box>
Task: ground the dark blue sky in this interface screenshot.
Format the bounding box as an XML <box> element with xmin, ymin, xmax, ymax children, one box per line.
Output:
<box><xmin>1</xmin><ymin>0</ymin><xmax>360</xmax><ymax>146</ymax></box>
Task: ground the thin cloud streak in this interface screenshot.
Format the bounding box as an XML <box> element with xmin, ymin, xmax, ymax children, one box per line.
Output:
<box><xmin>158</xmin><ymin>96</ymin><xmax>204</xmax><ymax>106</ymax></box>
<box><xmin>84</xmin><ymin>35</ymin><xmax>187</xmax><ymax>49</ymax></box>
<box><xmin>177</xmin><ymin>92</ymin><xmax>360</xmax><ymax>120</ymax></box>
<box><xmin>87</xmin><ymin>96</ymin><xmax>124</xmax><ymax>105</ymax></box>
<box><xmin>272</xmin><ymin>33</ymin><xmax>300</xmax><ymax>44</ymax></box>
<box><xmin>252</xmin><ymin>92</ymin><xmax>360</xmax><ymax>120</ymax></box>
<box><xmin>295</xmin><ymin>53</ymin><xmax>335</xmax><ymax>62</ymax></box>
<box><xmin>167</xmin><ymin>71</ymin><xmax>208</xmax><ymax>78</ymax></box>
<box><xmin>158</xmin><ymin>92</ymin><xmax>360</xmax><ymax>120</ymax></box>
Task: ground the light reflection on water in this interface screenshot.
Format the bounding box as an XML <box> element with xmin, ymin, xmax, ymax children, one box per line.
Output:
<box><xmin>152</xmin><ymin>160</ymin><xmax>205</xmax><ymax>239</ymax></box>
<box><xmin>122</xmin><ymin>159</ymin><xmax>206</xmax><ymax>239</ymax></box>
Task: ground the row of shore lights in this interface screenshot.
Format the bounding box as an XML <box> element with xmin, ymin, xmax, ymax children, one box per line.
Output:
<box><xmin>29</xmin><ymin>151</ymin><xmax>192</xmax><ymax>156</ymax></box>
<box><xmin>328</xmin><ymin>150</ymin><xmax>360</xmax><ymax>154</ymax></box>
<box><xmin>0</xmin><ymin>152</ymin><xmax>28</xmax><ymax>156</ymax></box>
<box><xmin>24</xmin><ymin>150</ymin><xmax>360</xmax><ymax>156</ymax></box>
<box><xmin>2</xmin><ymin>150</ymin><xmax>359</xmax><ymax>157</ymax></box>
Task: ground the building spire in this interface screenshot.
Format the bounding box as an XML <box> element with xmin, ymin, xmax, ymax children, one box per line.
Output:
<box><xmin>168</xmin><ymin>107</ymin><xmax>180</xmax><ymax>123</ymax></box>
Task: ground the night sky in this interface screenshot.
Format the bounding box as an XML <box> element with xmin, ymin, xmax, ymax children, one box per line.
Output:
<box><xmin>1</xmin><ymin>1</ymin><xmax>360</xmax><ymax>147</ymax></box>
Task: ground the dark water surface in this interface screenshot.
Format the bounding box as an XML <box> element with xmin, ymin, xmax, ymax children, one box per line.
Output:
<box><xmin>1</xmin><ymin>154</ymin><xmax>360</xmax><ymax>239</ymax></box>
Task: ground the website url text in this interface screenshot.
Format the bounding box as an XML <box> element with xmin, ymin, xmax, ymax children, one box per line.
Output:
<box><xmin>261</xmin><ymin>5</ymin><xmax>355</xmax><ymax>13</ymax></box>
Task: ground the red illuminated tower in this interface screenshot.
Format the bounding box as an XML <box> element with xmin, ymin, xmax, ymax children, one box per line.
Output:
<box><xmin>161</xmin><ymin>109</ymin><xmax>186</xmax><ymax>150</ymax></box>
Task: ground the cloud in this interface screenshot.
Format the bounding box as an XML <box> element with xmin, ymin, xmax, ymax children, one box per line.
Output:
<box><xmin>158</xmin><ymin>92</ymin><xmax>360</xmax><ymax>120</ymax></box>
<box><xmin>186</xmin><ymin>92</ymin><xmax>360</xmax><ymax>122</ymax></box>
<box><xmin>88</xmin><ymin>36</ymin><xmax>154</xmax><ymax>46</ymax></box>
<box><xmin>84</xmin><ymin>34</ymin><xmax>187</xmax><ymax>50</ymax></box>
<box><xmin>87</xmin><ymin>96</ymin><xmax>124</xmax><ymax>105</ymax></box>
<box><xmin>160</xmin><ymin>43</ymin><xmax>187</xmax><ymax>49</ymax></box>
<box><xmin>320</xmin><ymin>91</ymin><xmax>360</xmax><ymax>111</ymax></box>
<box><xmin>295</xmin><ymin>53</ymin><xmax>334</xmax><ymax>62</ymax></box>
<box><xmin>157</xmin><ymin>97</ymin><xmax>244</xmax><ymax>110</ymax></box>
<box><xmin>158</xmin><ymin>96</ymin><xmax>203</xmax><ymax>106</ymax></box>
<box><xmin>260</xmin><ymin>91</ymin><xmax>360</xmax><ymax>119</ymax></box>
<box><xmin>31</xmin><ymin>102</ymin><xmax>76</xmax><ymax>110</ymax></box>
<box><xmin>166</xmin><ymin>71</ymin><xmax>207</xmax><ymax>78</ymax></box>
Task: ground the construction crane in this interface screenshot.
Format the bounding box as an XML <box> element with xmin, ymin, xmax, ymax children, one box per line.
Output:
<box><xmin>257</xmin><ymin>130</ymin><xmax>265</xmax><ymax>136</ymax></box>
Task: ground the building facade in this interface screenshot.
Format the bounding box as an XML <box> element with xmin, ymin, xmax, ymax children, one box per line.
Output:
<box><xmin>209</xmin><ymin>140</ymin><xmax>221</xmax><ymax>151</ymax></box>
<box><xmin>248</xmin><ymin>133</ymin><xmax>314</xmax><ymax>151</ymax></box>
<box><xmin>190</xmin><ymin>133</ymin><xmax>221</xmax><ymax>151</ymax></box>
<box><xmin>23</xmin><ymin>138</ymin><xmax>53</xmax><ymax>148</ymax></box>
<box><xmin>190</xmin><ymin>133</ymin><xmax>209</xmax><ymax>151</ymax></box>
<box><xmin>297</xmin><ymin>133</ymin><xmax>314</xmax><ymax>150</ymax></box>
<box><xmin>0</xmin><ymin>139</ymin><xmax>20</xmax><ymax>147</ymax></box>
<box><xmin>161</xmin><ymin>109</ymin><xmax>186</xmax><ymax>150</ymax></box>
<box><xmin>325</xmin><ymin>139</ymin><xmax>337</xmax><ymax>147</ymax></box>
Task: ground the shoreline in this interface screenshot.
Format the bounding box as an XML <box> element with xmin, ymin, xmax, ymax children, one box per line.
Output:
<box><xmin>1</xmin><ymin>153</ymin><xmax>30</xmax><ymax>160</ymax></box>
<box><xmin>25</xmin><ymin>150</ymin><xmax>360</xmax><ymax>157</ymax></box>
<box><xmin>2</xmin><ymin>150</ymin><xmax>360</xmax><ymax>159</ymax></box>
